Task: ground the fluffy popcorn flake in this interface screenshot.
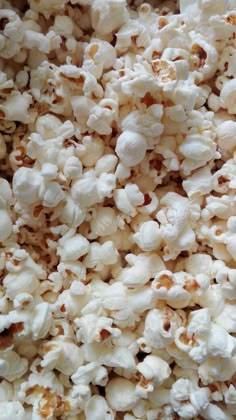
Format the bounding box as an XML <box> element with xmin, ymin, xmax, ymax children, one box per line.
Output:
<box><xmin>0</xmin><ymin>402</ymin><xmax>25</xmax><ymax>420</ymax></box>
<box><xmin>170</xmin><ymin>378</ymin><xmax>209</xmax><ymax>419</ymax></box>
<box><xmin>57</xmin><ymin>233</ymin><xmax>89</xmax><ymax>261</ymax></box>
<box><xmin>106</xmin><ymin>377</ymin><xmax>138</xmax><ymax>412</ymax></box>
<box><xmin>115</xmin><ymin>131</ymin><xmax>147</xmax><ymax>167</ymax></box>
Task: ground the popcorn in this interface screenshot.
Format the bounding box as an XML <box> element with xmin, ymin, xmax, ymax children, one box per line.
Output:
<box><xmin>190</xmin><ymin>38</ymin><xmax>218</xmax><ymax>79</ymax></box>
<box><xmin>113</xmin><ymin>183</ymin><xmax>144</xmax><ymax>217</ymax></box>
<box><xmin>85</xmin><ymin>395</ymin><xmax>114</xmax><ymax>420</ymax></box>
<box><xmin>136</xmin><ymin>355</ymin><xmax>171</xmax><ymax>398</ymax></box>
<box><xmin>220</xmin><ymin>79</ymin><xmax>236</xmax><ymax>114</ymax></box>
<box><xmin>0</xmin><ymin>350</ymin><xmax>28</xmax><ymax>382</ymax></box>
<box><xmin>84</xmin><ymin>241</ymin><xmax>118</xmax><ymax>271</ymax></box>
<box><xmin>179</xmin><ymin>133</ymin><xmax>218</xmax><ymax>173</ymax></box>
<box><xmin>143</xmin><ymin>307</ymin><xmax>183</xmax><ymax>349</ymax></box>
<box><xmin>95</xmin><ymin>154</ymin><xmax>118</xmax><ymax>176</ymax></box>
<box><xmin>13</xmin><ymin>167</ymin><xmax>42</xmax><ymax>205</ymax></box>
<box><xmin>91</xmin><ymin>0</ymin><xmax>129</xmax><ymax>35</ymax></box>
<box><xmin>216</xmin><ymin>120</ymin><xmax>236</xmax><ymax>152</ymax></box>
<box><xmin>201</xmin><ymin>403</ymin><xmax>230</xmax><ymax>420</ymax></box>
<box><xmin>0</xmin><ymin>402</ymin><xmax>25</xmax><ymax>420</ymax></box>
<box><xmin>118</xmin><ymin>252</ymin><xmax>165</xmax><ymax>287</ymax></box>
<box><xmin>106</xmin><ymin>377</ymin><xmax>138</xmax><ymax>412</ymax></box>
<box><xmin>115</xmin><ymin>131</ymin><xmax>147</xmax><ymax>167</ymax></box>
<box><xmin>207</xmin><ymin>324</ymin><xmax>236</xmax><ymax>358</ymax></box>
<box><xmin>0</xmin><ymin>91</ymin><xmax>34</xmax><ymax>124</ymax></box>
<box><xmin>75</xmin><ymin>314</ymin><xmax>120</xmax><ymax>345</ymax></box>
<box><xmin>1</xmin><ymin>0</ymin><xmax>236</xmax><ymax>418</ymax></box>
<box><xmin>39</xmin><ymin>337</ymin><xmax>84</xmax><ymax>375</ymax></box>
<box><xmin>132</xmin><ymin>221</ymin><xmax>162</xmax><ymax>251</ymax></box>
<box><xmin>156</xmin><ymin>192</ymin><xmax>199</xmax><ymax>259</ymax></box>
<box><xmin>57</xmin><ymin>231</ymin><xmax>89</xmax><ymax>261</ymax></box>
<box><xmin>3</xmin><ymin>269</ymin><xmax>39</xmax><ymax>299</ymax></box>
<box><xmin>89</xmin><ymin>207</ymin><xmax>117</xmax><ymax>238</ymax></box>
<box><xmin>170</xmin><ymin>378</ymin><xmax>209</xmax><ymax>419</ymax></box>
<box><xmin>83</xmin><ymin>39</ymin><xmax>117</xmax><ymax>79</ymax></box>
<box><xmin>0</xmin><ymin>10</ymin><xmax>24</xmax><ymax>59</ymax></box>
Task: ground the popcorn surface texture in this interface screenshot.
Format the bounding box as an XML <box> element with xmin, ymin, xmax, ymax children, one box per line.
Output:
<box><xmin>0</xmin><ymin>0</ymin><xmax>236</xmax><ymax>419</ymax></box>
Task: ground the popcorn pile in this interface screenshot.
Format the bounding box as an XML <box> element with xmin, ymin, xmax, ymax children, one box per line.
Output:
<box><xmin>0</xmin><ymin>0</ymin><xmax>236</xmax><ymax>418</ymax></box>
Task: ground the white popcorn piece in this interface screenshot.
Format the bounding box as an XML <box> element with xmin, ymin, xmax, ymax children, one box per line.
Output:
<box><xmin>51</xmin><ymin>15</ymin><xmax>74</xmax><ymax>37</ymax></box>
<box><xmin>0</xmin><ymin>379</ymin><xmax>13</xmax><ymax>402</ymax></box>
<box><xmin>13</xmin><ymin>167</ymin><xmax>42</xmax><ymax>205</ymax></box>
<box><xmin>156</xmin><ymin>192</ymin><xmax>198</xmax><ymax>259</ymax></box>
<box><xmin>225</xmin><ymin>216</ymin><xmax>236</xmax><ymax>261</ymax></box>
<box><xmin>187</xmin><ymin>308</ymin><xmax>211</xmax><ymax>336</ymax></box>
<box><xmin>220</xmin><ymin>79</ymin><xmax>236</xmax><ymax>114</ymax></box>
<box><xmin>179</xmin><ymin>132</ymin><xmax>218</xmax><ymax>168</ymax></box>
<box><xmin>95</xmin><ymin>154</ymin><xmax>118</xmax><ymax>175</ymax></box>
<box><xmin>143</xmin><ymin>307</ymin><xmax>183</xmax><ymax>349</ymax></box>
<box><xmin>85</xmin><ymin>395</ymin><xmax>114</xmax><ymax>420</ymax></box>
<box><xmin>170</xmin><ymin>378</ymin><xmax>209</xmax><ymax>419</ymax></box>
<box><xmin>100</xmin><ymin>346</ymin><xmax>136</xmax><ymax>371</ymax></box>
<box><xmin>83</xmin><ymin>39</ymin><xmax>117</xmax><ymax>79</ymax></box>
<box><xmin>71</xmin><ymin>171</ymin><xmax>115</xmax><ymax>208</ymax></box>
<box><xmin>84</xmin><ymin>241</ymin><xmax>118</xmax><ymax>271</ymax></box>
<box><xmin>132</xmin><ymin>221</ymin><xmax>162</xmax><ymax>251</ymax></box>
<box><xmin>137</xmin><ymin>355</ymin><xmax>171</xmax><ymax>393</ymax></box>
<box><xmin>214</xmin><ymin>301</ymin><xmax>236</xmax><ymax>333</ymax></box>
<box><xmin>216</xmin><ymin>120</ymin><xmax>236</xmax><ymax>152</ymax></box>
<box><xmin>152</xmin><ymin>270</ymin><xmax>199</xmax><ymax>309</ymax></box>
<box><xmin>89</xmin><ymin>207</ymin><xmax>117</xmax><ymax>238</ymax></box>
<box><xmin>13</xmin><ymin>293</ymin><xmax>35</xmax><ymax>310</ymax></box>
<box><xmin>0</xmin><ymin>10</ymin><xmax>24</xmax><ymax>59</ymax></box>
<box><xmin>39</xmin><ymin>181</ymin><xmax>65</xmax><ymax>208</ymax></box>
<box><xmin>3</xmin><ymin>269</ymin><xmax>39</xmax><ymax>299</ymax></box>
<box><xmin>0</xmin><ymin>351</ymin><xmax>28</xmax><ymax>382</ymax></box>
<box><xmin>207</xmin><ymin>324</ymin><xmax>236</xmax><ymax>358</ymax></box>
<box><xmin>113</xmin><ymin>183</ymin><xmax>144</xmax><ymax>217</ymax></box>
<box><xmin>106</xmin><ymin>377</ymin><xmax>138</xmax><ymax>411</ymax></box>
<box><xmin>31</xmin><ymin>302</ymin><xmax>53</xmax><ymax>340</ymax></box>
<box><xmin>115</xmin><ymin>131</ymin><xmax>147</xmax><ymax>167</ymax></box>
<box><xmin>199</xmin><ymin>356</ymin><xmax>236</xmax><ymax>384</ymax></box>
<box><xmin>190</xmin><ymin>38</ymin><xmax>218</xmax><ymax>79</ymax></box>
<box><xmin>118</xmin><ymin>253</ymin><xmax>165</xmax><ymax>287</ymax></box>
<box><xmin>183</xmin><ymin>166</ymin><xmax>213</xmax><ymax>198</ymax></box>
<box><xmin>127</xmin><ymin>286</ymin><xmax>154</xmax><ymax>314</ymax></box>
<box><xmin>200</xmin><ymin>403</ymin><xmax>230</xmax><ymax>420</ymax></box>
<box><xmin>0</xmin><ymin>92</ymin><xmax>34</xmax><ymax>124</ymax></box>
<box><xmin>57</xmin><ymin>232</ymin><xmax>89</xmax><ymax>261</ymax></box>
<box><xmin>91</xmin><ymin>0</ymin><xmax>129</xmax><ymax>35</ymax></box>
<box><xmin>75</xmin><ymin>313</ymin><xmax>120</xmax><ymax>345</ymax></box>
<box><xmin>39</xmin><ymin>337</ymin><xmax>84</xmax><ymax>375</ymax></box>
<box><xmin>0</xmin><ymin>402</ymin><xmax>25</xmax><ymax>420</ymax></box>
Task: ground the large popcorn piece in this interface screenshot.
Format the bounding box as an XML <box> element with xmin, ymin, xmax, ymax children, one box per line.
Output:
<box><xmin>91</xmin><ymin>0</ymin><xmax>129</xmax><ymax>35</ymax></box>
<box><xmin>170</xmin><ymin>378</ymin><xmax>209</xmax><ymax>419</ymax></box>
<box><xmin>106</xmin><ymin>377</ymin><xmax>138</xmax><ymax>411</ymax></box>
<box><xmin>0</xmin><ymin>402</ymin><xmax>25</xmax><ymax>420</ymax></box>
<box><xmin>0</xmin><ymin>0</ymin><xmax>236</xmax><ymax>418</ymax></box>
<box><xmin>85</xmin><ymin>396</ymin><xmax>114</xmax><ymax>420</ymax></box>
<box><xmin>136</xmin><ymin>355</ymin><xmax>171</xmax><ymax>398</ymax></box>
<box><xmin>115</xmin><ymin>131</ymin><xmax>147</xmax><ymax>167</ymax></box>
<box><xmin>0</xmin><ymin>351</ymin><xmax>28</xmax><ymax>382</ymax></box>
<box><xmin>132</xmin><ymin>221</ymin><xmax>162</xmax><ymax>251</ymax></box>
